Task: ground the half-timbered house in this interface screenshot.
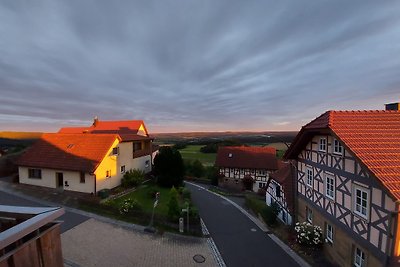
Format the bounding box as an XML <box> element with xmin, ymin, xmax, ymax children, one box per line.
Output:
<box><xmin>285</xmin><ymin>109</ymin><xmax>400</xmax><ymax>267</ymax></box>
<box><xmin>215</xmin><ymin>146</ymin><xmax>278</xmax><ymax>191</ymax></box>
<box><xmin>266</xmin><ymin>161</ymin><xmax>295</xmax><ymax>225</ymax></box>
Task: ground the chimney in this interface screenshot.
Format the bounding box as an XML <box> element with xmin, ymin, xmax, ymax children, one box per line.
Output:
<box><xmin>93</xmin><ymin>116</ymin><xmax>99</xmax><ymax>126</ymax></box>
<box><xmin>385</xmin><ymin>103</ymin><xmax>399</xmax><ymax>111</ymax></box>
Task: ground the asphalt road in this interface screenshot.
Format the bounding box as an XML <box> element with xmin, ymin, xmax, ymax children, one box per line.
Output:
<box><xmin>0</xmin><ymin>190</ymin><xmax>89</xmax><ymax>233</ymax></box>
<box><xmin>186</xmin><ymin>183</ymin><xmax>300</xmax><ymax>267</ymax></box>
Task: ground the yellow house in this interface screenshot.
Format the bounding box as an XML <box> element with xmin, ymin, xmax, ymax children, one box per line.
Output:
<box><xmin>17</xmin><ymin>119</ymin><xmax>155</xmax><ymax>194</ymax></box>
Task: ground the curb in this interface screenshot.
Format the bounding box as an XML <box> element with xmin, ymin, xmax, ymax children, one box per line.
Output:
<box><xmin>200</xmin><ymin>218</ymin><xmax>226</xmax><ymax>267</ymax></box>
<box><xmin>186</xmin><ymin>182</ymin><xmax>311</xmax><ymax>267</ymax></box>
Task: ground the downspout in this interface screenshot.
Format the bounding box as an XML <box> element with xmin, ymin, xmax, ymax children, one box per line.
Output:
<box><xmin>94</xmin><ymin>174</ymin><xmax>97</xmax><ymax>195</ymax></box>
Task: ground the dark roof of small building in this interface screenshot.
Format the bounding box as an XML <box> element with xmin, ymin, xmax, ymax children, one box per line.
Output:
<box><xmin>16</xmin><ymin>133</ymin><xmax>119</xmax><ymax>173</ymax></box>
<box><xmin>285</xmin><ymin>110</ymin><xmax>400</xmax><ymax>201</ymax></box>
<box><xmin>216</xmin><ymin>146</ymin><xmax>278</xmax><ymax>170</ymax></box>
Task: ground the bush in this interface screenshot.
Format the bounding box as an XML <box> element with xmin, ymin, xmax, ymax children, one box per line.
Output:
<box><xmin>262</xmin><ymin>202</ymin><xmax>281</xmax><ymax>226</ymax></box>
<box><xmin>182</xmin><ymin>188</ymin><xmax>191</xmax><ymax>200</ymax></box>
<box><xmin>167</xmin><ymin>187</ymin><xmax>180</xmax><ymax>221</ymax></box>
<box><xmin>294</xmin><ymin>222</ymin><xmax>323</xmax><ymax>246</ymax></box>
<box><xmin>205</xmin><ymin>166</ymin><xmax>219</xmax><ymax>186</ymax></box>
<box><xmin>121</xmin><ymin>169</ymin><xmax>145</xmax><ymax>188</ymax></box>
<box><xmin>184</xmin><ymin>160</ymin><xmax>205</xmax><ymax>178</ymax></box>
<box><xmin>119</xmin><ymin>198</ymin><xmax>142</xmax><ymax>214</ymax></box>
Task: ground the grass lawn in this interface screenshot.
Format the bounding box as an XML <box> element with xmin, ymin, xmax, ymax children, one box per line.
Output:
<box><xmin>178</xmin><ymin>145</ymin><xmax>216</xmax><ymax>166</ymax></box>
<box><xmin>106</xmin><ymin>183</ymin><xmax>172</xmax><ymax>216</ymax></box>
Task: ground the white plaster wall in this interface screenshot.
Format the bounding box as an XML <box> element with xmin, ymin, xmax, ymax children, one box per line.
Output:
<box><xmin>19</xmin><ymin>167</ymin><xmax>95</xmax><ymax>193</ymax></box>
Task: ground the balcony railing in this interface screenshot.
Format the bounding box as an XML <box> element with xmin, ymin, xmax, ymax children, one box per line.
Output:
<box><xmin>133</xmin><ymin>148</ymin><xmax>152</xmax><ymax>158</ymax></box>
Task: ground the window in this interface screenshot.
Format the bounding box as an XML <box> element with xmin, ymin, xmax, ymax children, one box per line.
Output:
<box><xmin>326</xmin><ymin>223</ymin><xmax>333</xmax><ymax>243</ymax></box>
<box><xmin>106</xmin><ymin>170</ymin><xmax>111</xmax><ymax>178</ymax></box>
<box><xmin>120</xmin><ymin>165</ymin><xmax>126</xmax><ymax>173</ymax></box>
<box><xmin>326</xmin><ymin>175</ymin><xmax>335</xmax><ymax>200</ymax></box>
<box><xmin>354</xmin><ymin>247</ymin><xmax>365</xmax><ymax>267</ymax></box>
<box><xmin>306</xmin><ymin>168</ymin><xmax>313</xmax><ymax>187</ymax></box>
<box><xmin>276</xmin><ymin>186</ymin><xmax>281</xmax><ymax>197</ymax></box>
<box><xmin>306</xmin><ymin>207</ymin><xmax>313</xmax><ymax>223</ymax></box>
<box><xmin>80</xmin><ymin>172</ymin><xmax>85</xmax><ymax>183</ymax></box>
<box><xmin>133</xmin><ymin>142</ymin><xmax>142</xmax><ymax>152</ymax></box>
<box><xmin>333</xmin><ymin>139</ymin><xmax>343</xmax><ymax>155</ymax></box>
<box><xmin>28</xmin><ymin>168</ymin><xmax>42</xmax><ymax>179</ymax></box>
<box><xmin>112</xmin><ymin>147</ymin><xmax>119</xmax><ymax>155</ymax></box>
<box><xmin>354</xmin><ymin>187</ymin><xmax>369</xmax><ymax>218</ymax></box>
<box><xmin>319</xmin><ymin>138</ymin><xmax>326</xmax><ymax>152</ymax></box>
<box><xmin>145</xmin><ymin>160</ymin><xmax>150</xmax><ymax>168</ymax></box>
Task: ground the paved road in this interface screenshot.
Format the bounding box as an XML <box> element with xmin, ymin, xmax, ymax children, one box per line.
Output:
<box><xmin>187</xmin><ymin>183</ymin><xmax>300</xmax><ymax>267</ymax></box>
<box><xmin>0</xmin><ymin>190</ymin><xmax>89</xmax><ymax>233</ymax></box>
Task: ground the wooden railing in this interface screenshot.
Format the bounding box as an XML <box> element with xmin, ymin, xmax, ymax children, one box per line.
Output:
<box><xmin>0</xmin><ymin>206</ymin><xmax>65</xmax><ymax>267</ymax></box>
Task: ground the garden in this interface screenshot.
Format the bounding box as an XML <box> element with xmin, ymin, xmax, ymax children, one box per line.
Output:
<box><xmin>79</xmin><ymin>146</ymin><xmax>202</xmax><ymax>235</ymax></box>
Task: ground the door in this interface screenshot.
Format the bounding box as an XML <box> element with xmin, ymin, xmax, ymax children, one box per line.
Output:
<box><xmin>56</xmin><ymin>172</ymin><xmax>63</xmax><ymax>188</ymax></box>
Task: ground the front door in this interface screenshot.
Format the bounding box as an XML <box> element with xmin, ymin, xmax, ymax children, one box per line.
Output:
<box><xmin>56</xmin><ymin>172</ymin><xmax>63</xmax><ymax>188</ymax></box>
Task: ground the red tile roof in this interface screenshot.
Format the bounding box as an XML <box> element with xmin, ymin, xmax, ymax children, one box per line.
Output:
<box><xmin>216</xmin><ymin>146</ymin><xmax>278</xmax><ymax>170</ymax></box>
<box><xmin>58</xmin><ymin>127</ymin><xmax>89</xmax><ymax>134</ymax></box>
<box><xmin>58</xmin><ymin>120</ymin><xmax>148</xmax><ymax>135</ymax></box>
<box><xmin>16</xmin><ymin>133</ymin><xmax>119</xmax><ymax>173</ymax></box>
<box><xmin>269</xmin><ymin>161</ymin><xmax>294</xmax><ymax>213</ymax></box>
<box><xmin>286</xmin><ymin>110</ymin><xmax>400</xmax><ymax>200</ymax></box>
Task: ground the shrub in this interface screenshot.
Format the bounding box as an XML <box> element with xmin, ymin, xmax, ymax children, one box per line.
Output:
<box><xmin>167</xmin><ymin>187</ymin><xmax>180</xmax><ymax>221</ymax></box>
<box><xmin>182</xmin><ymin>188</ymin><xmax>191</xmax><ymax>200</ymax></box>
<box><xmin>294</xmin><ymin>222</ymin><xmax>323</xmax><ymax>246</ymax></box>
<box><xmin>121</xmin><ymin>169</ymin><xmax>145</xmax><ymax>188</ymax></box>
<box><xmin>119</xmin><ymin>198</ymin><xmax>141</xmax><ymax>214</ymax></box>
<box><xmin>206</xmin><ymin>166</ymin><xmax>219</xmax><ymax>186</ymax></box>
<box><xmin>191</xmin><ymin>160</ymin><xmax>205</xmax><ymax>178</ymax></box>
<box><xmin>262</xmin><ymin>202</ymin><xmax>281</xmax><ymax>226</ymax></box>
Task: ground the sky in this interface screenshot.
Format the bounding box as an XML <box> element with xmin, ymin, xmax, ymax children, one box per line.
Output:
<box><xmin>0</xmin><ymin>1</ymin><xmax>399</xmax><ymax>133</ymax></box>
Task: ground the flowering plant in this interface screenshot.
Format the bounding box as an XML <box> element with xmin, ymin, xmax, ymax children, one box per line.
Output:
<box><xmin>119</xmin><ymin>198</ymin><xmax>141</xmax><ymax>214</ymax></box>
<box><xmin>294</xmin><ymin>222</ymin><xmax>323</xmax><ymax>246</ymax></box>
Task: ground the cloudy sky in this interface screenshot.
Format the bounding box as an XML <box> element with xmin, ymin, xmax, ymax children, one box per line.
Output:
<box><xmin>1</xmin><ymin>1</ymin><xmax>399</xmax><ymax>133</ymax></box>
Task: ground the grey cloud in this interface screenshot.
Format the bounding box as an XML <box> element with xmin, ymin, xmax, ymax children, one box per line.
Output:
<box><xmin>1</xmin><ymin>0</ymin><xmax>400</xmax><ymax>132</ymax></box>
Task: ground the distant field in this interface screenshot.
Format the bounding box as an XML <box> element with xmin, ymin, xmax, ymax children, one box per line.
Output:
<box><xmin>178</xmin><ymin>145</ymin><xmax>216</xmax><ymax>166</ymax></box>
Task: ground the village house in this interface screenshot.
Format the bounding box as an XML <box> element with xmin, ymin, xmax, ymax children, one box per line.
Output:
<box><xmin>265</xmin><ymin>161</ymin><xmax>295</xmax><ymax>225</ymax></box>
<box><xmin>285</xmin><ymin>107</ymin><xmax>400</xmax><ymax>267</ymax></box>
<box><xmin>17</xmin><ymin>119</ymin><xmax>155</xmax><ymax>194</ymax></box>
<box><xmin>215</xmin><ymin>146</ymin><xmax>278</xmax><ymax>191</ymax></box>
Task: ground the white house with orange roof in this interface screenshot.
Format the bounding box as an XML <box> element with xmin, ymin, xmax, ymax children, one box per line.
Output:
<box><xmin>285</xmin><ymin>104</ymin><xmax>400</xmax><ymax>267</ymax></box>
<box><xmin>17</xmin><ymin>118</ymin><xmax>156</xmax><ymax>194</ymax></box>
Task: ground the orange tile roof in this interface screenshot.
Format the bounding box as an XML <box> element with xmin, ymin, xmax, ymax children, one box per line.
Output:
<box><xmin>216</xmin><ymin>146</ymin><xmax>278</xmax><ymax>170</ymax></box>
<box><xmin>287</xmin><ymin>110</ymin><xmax>400</xmax><ymax>201</ymax></box>
<box><xmin>16</xmin><ymin>133</ymin><xmax>119</xmax><ymax>173</ymax></box>
<box><xmin>58</xmin><ymin>127</ymin><xmax>89</xmax><ymax>134</ymax></box>
<box><xmin>59</xmin><ymin>120</ymin><xmax>146</xmax><ymax>134</ymax></box>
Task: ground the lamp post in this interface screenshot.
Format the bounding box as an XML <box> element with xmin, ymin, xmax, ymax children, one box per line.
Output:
<box><xmin>145</xmin><ymin>192</ymin><xmax>160</xmax><ymax>233</ymax></box>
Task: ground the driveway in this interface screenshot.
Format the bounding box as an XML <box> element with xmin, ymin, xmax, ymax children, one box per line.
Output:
<box><xmin>0</xmin><ymin>189</ymin><xmax>89</xmax><ymax>233</ymax></box>
<box><xmin>186</xmin><ymin>183</ymin><xmax>301</xmax><ymax>267</ymax></box>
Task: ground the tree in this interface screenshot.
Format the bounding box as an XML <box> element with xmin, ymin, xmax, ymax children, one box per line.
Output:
<box><xmin>154</xmin><ymin>146</ymin><xmax>184</xmax><ymax>187</ymax></box>
<box><xmin>167</xmin><ymin>187</ymin><xmax>180</xmax><ymax>221</ymax></box>
<box><xmin>206</xmin><ymin>166</ymin><xmax>220</xmax><ymax>186</ymax></box>
<box><xmin>191</xmin><ymin>160</ymin><xmax>205</xmax><ymax>178</ymax></box>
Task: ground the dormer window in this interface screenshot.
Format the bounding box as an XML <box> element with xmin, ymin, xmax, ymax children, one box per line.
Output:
<box><xmin>228</xmin><ymin>153</ymin><xmax>233</xmax><ymax>158</ymax></box>
<box><xmin>333</xmin><ymin>139</ymin><xmax>343</xmax><ymax>155</ymax></box>
<box><xmin>319</xmin><ymin>138</ymin><xmax>326</xmax><ymax>152</ymax></box>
